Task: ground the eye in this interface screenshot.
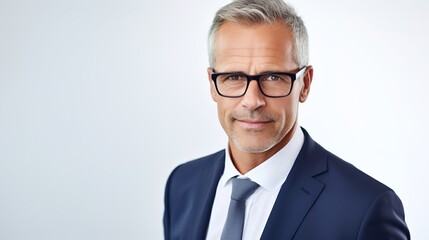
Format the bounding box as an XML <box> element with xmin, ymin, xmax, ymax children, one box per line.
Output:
<box><xmin>265</xmin><ymin>75</ymin><xmax>282</xmax><ymax>81</ymax></box>
<box><xmin>226</xmin><ymin>75</ymin><xmax>245</xmax><ymax>81</ymax></box>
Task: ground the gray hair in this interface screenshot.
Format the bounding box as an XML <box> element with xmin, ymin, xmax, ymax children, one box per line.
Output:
<box><xmin>208</xmin><ymin>0</ymin><xmax>309</xmax><ymax>68</ymax></box>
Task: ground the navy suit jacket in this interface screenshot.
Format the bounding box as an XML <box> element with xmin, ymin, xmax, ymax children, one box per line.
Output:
<box><xmin>163</xmin><ymin>129</ymin><xmax>410</xmax><ymax>239</ymax></box>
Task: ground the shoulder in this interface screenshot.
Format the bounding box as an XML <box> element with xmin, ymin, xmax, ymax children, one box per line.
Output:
<box><xmin>305</xmin><ymin>141</ymin><xmax>409</xmax><ymax>237</ymax></box>
<box><xmin>323</xmin><ymin>154</ymin><xmax>409</xmax><ymax>238</ymax></box>
<box><xmin>323</xmin><ymin>151</ymin><xmax>392</xmax><ymax>195</ymax></box>
<box><xmin>166</xmin><ymin>149</ymin><xmax>225</xmax><ymax>188</ymax></box>
<box><xmin>163</xmin><ymin>150</ymin><xmax>225</xmax><ymax>239</ymax></box>
<box><xmin>316</xmin><ymin>149</ymin><xmax>406</xmax><ymax>224</ymax></box>
<box><xmin>300</xmin><ymin>128</ymin><xmax>391</xmax><ymax>196</ymax></box>
<box><xmin>299</xmin><ymin>129</ymin><xmax>396</xmax><ymax>207</ymax></box>
<box><xmin>170</xmin><ymin>149</ymin><xmax>225</xmax><ymax>178</ymax></box>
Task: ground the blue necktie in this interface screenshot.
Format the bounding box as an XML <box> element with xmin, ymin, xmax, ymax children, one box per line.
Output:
<box><xmin>220</xmin><ymin>178</ymin><xmax>260</xmax><ymax>240</ymax></box>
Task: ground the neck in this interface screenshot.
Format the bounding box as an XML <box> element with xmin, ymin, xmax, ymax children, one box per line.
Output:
<box><xmin>229</xmin><ymin>124</ymin><xmax>298</xmax><ymax>174</ymax></box>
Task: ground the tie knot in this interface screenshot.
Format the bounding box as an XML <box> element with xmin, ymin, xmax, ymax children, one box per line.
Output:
<box><xmin>230</xmin><ymin>178</ymin><xmax>259</xmax><ymax>201</ymax></box>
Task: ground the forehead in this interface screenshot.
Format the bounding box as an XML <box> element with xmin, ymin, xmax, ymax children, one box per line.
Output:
<box><xmin>214</xmin><ymin>20</ymin><xmax>296</xmax><ymax>72</ymax></box>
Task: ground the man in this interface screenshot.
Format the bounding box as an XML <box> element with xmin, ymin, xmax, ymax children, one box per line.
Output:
<box><xmin>163</xmin><ymin>0</ymin><xmax>410</xmax><ymax>239</ymax></box>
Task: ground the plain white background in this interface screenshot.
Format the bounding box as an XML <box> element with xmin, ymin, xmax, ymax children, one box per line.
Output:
<box><xmin>0</xmin><ymin>0</ymin><xmax>428</xmax><ymax>239</ymax></box>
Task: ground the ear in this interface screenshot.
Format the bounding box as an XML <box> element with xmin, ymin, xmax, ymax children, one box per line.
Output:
<box><xmin>299</xmin><ymin>66</ymin><xmax>313</xmax><ymax>103</ymax></box>
<box><xmin>207</xmin><ymin>67</ymin><xmax>218</xmax><ymax>102</ymax></box>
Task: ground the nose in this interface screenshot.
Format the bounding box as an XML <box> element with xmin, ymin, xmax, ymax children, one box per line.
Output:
<box><xmin>241</xmin><ymin>80</ymin><xmax>265</xmax><ymax>110</ymax></box>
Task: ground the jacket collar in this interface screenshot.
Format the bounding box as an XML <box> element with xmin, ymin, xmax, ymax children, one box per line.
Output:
<box><xmin>261</xmin><ymin>127</ymin><xmax>328</xmax><ymax>239</ymax></box>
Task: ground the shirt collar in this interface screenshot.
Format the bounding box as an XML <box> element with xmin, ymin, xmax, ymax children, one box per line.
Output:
<box><xmin>220</xmin><ymin>127</ymin><xmax>305</xmax><ymax>192</ymax></box>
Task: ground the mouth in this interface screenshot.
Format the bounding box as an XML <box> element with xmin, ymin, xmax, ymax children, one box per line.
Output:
<box><xmin>235</xmin><ymin>119</ymin><xmax>272</xmax><ymax>129</ymax></box>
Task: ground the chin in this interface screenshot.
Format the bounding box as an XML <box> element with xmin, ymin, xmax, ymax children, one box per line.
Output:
<box><xmin>232</xmin><ymin>139</ymin><xmax>278</xmax><ymax>153</ymax></box>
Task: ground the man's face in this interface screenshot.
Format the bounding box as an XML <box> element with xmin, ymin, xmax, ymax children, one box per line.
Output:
<box><xmin>208</xmin><ymin>20</ymin><xmax>312</xmax><ymax>156</ymax></box>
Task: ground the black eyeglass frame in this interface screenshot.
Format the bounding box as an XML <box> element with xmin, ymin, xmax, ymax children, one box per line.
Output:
<box><xmin>210</xmin><ymin>66</ymin><xmax>307</xmax><ymax>98</ymax></box>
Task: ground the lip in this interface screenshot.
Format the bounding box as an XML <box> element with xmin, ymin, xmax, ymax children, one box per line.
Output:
<box><xmin>235</xmin><ymin>119</ymin><xmax>271</xmax><ymax>129</ymax></box>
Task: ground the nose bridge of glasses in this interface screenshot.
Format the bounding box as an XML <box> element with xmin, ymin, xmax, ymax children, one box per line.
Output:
<box><xmin>246</xmin><ymin>74</ymin><xmax>262</xmax><ymax>82</ymax></box>
<box><xmin>244</xmin><ymin>75</ymin><xmax>264</xmax><ymax>97</ymax></box>
<box><xmin>245</xmin><ymin>74</ymin><xmax>265</xmax><ymax>93</ymax></box>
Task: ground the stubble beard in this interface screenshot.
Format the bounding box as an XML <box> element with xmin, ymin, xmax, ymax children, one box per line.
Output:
<box><xmin>227</xmin><ymin>111</ymin><xmax>286</xmax><ymax>154</ymax></box>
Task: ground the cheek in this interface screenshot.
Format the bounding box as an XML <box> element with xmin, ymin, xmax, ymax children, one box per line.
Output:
<box><xmin>276</xmin><ymin>99</ymin><xmax>299</xmax><ymax>127</ymax></box>
<box><xmin>216</xmin><ymin>100</ymin><xmax>233</xmax><ymax>127</ymax></box>
<box><xmin>217</xmin><ymin>105</ymin><xmax>226</xmax><ymax>126</ymax></box>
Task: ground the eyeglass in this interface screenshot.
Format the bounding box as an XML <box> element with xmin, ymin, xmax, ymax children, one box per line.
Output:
<box><xmin>210</xmin><ymin>67</ymin><xmax>307</xmax><ymax>98</ymax></box>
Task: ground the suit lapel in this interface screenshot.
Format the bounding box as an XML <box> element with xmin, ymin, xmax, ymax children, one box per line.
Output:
<box><xmin>188</xmin><ymin>150</ymin><xmax>225</xmax><ymax>240</ymax></box>
<box><xmin>261</xmin><ymin>128</ymin><xmax>328</xmax><ymax>240</ymax></box>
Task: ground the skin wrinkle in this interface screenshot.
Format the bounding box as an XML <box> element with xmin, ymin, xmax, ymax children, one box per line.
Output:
<box><xmin>215</xmin><ymin>63</ymin><xmax>291</xmax><ymax>74</ymax></box>
<box><xmin>215</xmin><ymin>55</ymin><xmax>288</xmax><ymax>74</ymax></box>
<box><xmin>216</xmin><ymin>56</ymin><xmax>286</xmax><ymax>61</ymax></box>
<box><xmin>217</xmin><ymin>51</ymin><xmax>288</xmax><ymax>62</ymax></box>
<box><xmin>216</xmin><ymin>48</ymin><xmax>288</xmax><ymax>54</ymax></box>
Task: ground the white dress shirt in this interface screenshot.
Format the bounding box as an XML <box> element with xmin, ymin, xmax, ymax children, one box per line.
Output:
<box><xmin>205</xmin><ymin>127</ymin><xmax>305</xmax><ymax>240</ymax></box>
